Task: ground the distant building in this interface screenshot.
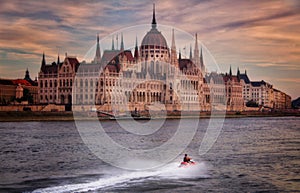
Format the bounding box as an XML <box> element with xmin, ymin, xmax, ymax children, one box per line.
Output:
<box><xmin>238</xmin><ymin>70</ymin><xmax>291</xmax><ymax>109</ymax></box>
<box><xmin>273</xmin><ymin>88</ymin><xmax>291</xmax><ymax>109</ymax></box>
<box><xmin>223</xmin><ymin>67</ymin><xmax>244</xmax><ymax>111</ymax></box>
<box><xmin>38</xmin><ymin>53</ymin><xmax>79</xmax><ymax>110</ymax></box>
<box><xmin>0</xmin><ymin>69</ymin><xmax>38</xmax><ymax>104</ymax></box>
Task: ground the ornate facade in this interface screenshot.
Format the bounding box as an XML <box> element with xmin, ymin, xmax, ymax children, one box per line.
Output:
<box><xmin>37</xmin><ymin>4</ymin><xmax>291</xmax><ymax>112</ymax></box>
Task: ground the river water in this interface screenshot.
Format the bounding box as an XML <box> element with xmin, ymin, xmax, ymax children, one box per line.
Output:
<box><xmin>0</xmin><ymin>117</ymin><xmax>299</xmax><ymax>192</ymax></box>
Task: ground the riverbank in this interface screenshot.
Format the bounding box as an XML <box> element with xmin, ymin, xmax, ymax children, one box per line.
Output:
<box><xmin>0</xmin><ymin>110</ymin><xmax>299</xmax><ymax>122</ymax></box>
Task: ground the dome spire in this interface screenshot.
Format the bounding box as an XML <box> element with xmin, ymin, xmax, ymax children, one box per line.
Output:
<box><xmin>112</xmin><ymin>35</ymin><xmax>115</xmax><ymax>50</ymax></box>
<box><xmin>152</xmin><ymin>3</ymin><xmax>157</xmax><ymax>28</ymax></box>
<box><xmin>42</xmin><ymin>52</ymin><xmax>46</xmax><ymax>66</ymax></box>
<box><xmin>94</xmin><ymin>33</ymin><xmax>101</xmax><ymax>63</ymax></box>
<box><xmin>134</xmin><ymin>36</ymin><xmax>139</xmax><ymax>59</ymax></box>
<box><xmin>120</xmin><ymin>33</ymin><xmax>124</xmax><ymax>51</ymax></box>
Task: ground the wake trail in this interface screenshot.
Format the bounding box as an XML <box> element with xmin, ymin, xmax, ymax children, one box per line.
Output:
<box><xmin>32</xmin><ymin>162</ymin><xmax>208</xmax><ymax>193</ymax></box>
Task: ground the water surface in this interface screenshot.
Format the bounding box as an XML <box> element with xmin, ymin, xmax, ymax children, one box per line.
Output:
<box><xmin>0</xmin><ymin>117</ymin><xmax>299</xmax><ymax>192</ymax></box>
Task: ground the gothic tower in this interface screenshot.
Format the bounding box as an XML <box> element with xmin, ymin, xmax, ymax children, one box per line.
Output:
<box><xmin>170</xmin><ymin>29</ymin><xmax>178</xmax><ymax>67</ymax></box>
<box><xmin>193</xmin><ymin>33</ymin><xmax>200</xmax><ymax>66</ymax></box>
<box><xmin>94</xmin><ymin>34</ymin><xmax>101</xmax><ymax>64</ymax></box>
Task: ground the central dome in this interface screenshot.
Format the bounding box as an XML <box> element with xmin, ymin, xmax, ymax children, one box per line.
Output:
<box><xmin>141</xmin><ymin>27</ymin><xmax>168</xmax><ymax>48</ymax></box>
<box><xmin>141</xmin><ymin>4</ymin><xmax>168</xmax><ymax>49</ymax></box>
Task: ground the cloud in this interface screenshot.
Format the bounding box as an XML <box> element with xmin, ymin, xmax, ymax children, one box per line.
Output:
<box><xmin>0</xmin><ymin>0</ymin><xmax>299</xmax><ymax>98</ymax></box>
<box><xmin>278</xmin><ymin>78</ymin><xmax>300</xmax><ymax>83</ymax></box>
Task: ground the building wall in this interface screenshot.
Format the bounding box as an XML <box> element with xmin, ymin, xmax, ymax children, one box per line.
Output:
<box><xmin>0</xmin><ymin>84</ymin><xmax>16</xmax><ymax>104</ymax></box>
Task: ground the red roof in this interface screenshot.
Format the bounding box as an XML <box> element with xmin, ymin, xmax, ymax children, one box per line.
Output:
<box><xmin>12</xmin><ymin>79</ymin><xmax>32</xmax><ymax>86</ymax></box>
<box><xmin>122</xmin><ymin>50</ymin><xmax>134</xmax><ymax>61</ymax></box>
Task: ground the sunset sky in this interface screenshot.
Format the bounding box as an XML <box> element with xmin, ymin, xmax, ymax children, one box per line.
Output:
<box><xmin>0</xmin><ymin>0</ymin><xmax>299</xmax><ymax>99</ymax></box>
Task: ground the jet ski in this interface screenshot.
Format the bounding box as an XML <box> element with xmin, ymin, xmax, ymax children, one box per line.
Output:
<box><xmin>179</xmin><ymin>161</ymin><xmax>196</xmax><ymax>168</ymax></box>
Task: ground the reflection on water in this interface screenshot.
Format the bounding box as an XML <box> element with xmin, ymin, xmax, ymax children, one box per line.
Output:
<box><xmin>0</xmin><ymin>117</ymin><xmax>299</xmax><ymax>192</ymax></box>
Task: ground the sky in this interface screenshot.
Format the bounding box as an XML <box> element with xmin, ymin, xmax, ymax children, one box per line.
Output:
<box><xmin>0</xmin><ymin>0</ymin><xmax>299</xmax><ymax>99</ymax></box>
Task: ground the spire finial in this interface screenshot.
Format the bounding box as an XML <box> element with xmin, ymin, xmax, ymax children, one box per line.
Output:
<box><xmin>171</xmin><ymin>29</ymin><xmax>176</xmax><ymax>50</ymax></box>
<box><xmin>189</xmin><ymin>44</ymin><xmax>192</xmax><ymax>60</ymax></box>
<box><xmin>56</xmin><ymin>46</ymin><xmax>60</xmax><ymax>65</ymax></box>
<box><xmin>134</xmin><ymin>36</ymin><xmax>139</xmax><ymax>59</ymax></box>
<box><xmin>94</xmin><ymin>33</ymin><xmax>101</xmax><ymax>63</ymax></box>
<box><xmin>42</xmin><ymin>52</ymin><xmax>46</xmax><ymax>66</ymax></box>
<box><xmin>112</xmin><ymin>36</ymin><xmax>115</xmax><ymax>50</ymax></box>
<box><xmin>179</xmin><ymin>49</ymin><xmax>182</xmax><ymax>60</ymax></box>
<box><xmin>120</xmin><ymin>33</ymin><xmax>124</xmax><ymax>51</ymax></box>
<box><xmin>152</xmin><ymin>3</ymin><xmax>157</xmax><ymax>28</ymax></box>
<box><xmin>135</xmin><ymin>36</ymin><xmax>138</xmax><ymax>47</ymax></box>
<box><xmin>229</xmin><ymin>66</ymin><xmax>232</xmax><ymax>76</ymax></box>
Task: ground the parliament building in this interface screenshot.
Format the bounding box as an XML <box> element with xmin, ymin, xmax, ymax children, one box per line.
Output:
<box><xmin>38</xmin><ymin>5</ymin><xmax>290</xmax><ymax>113</ymax></box>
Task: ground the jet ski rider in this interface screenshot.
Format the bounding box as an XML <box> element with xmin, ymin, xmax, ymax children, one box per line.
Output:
<box><xmin>183</xmin><ymin>154</ymin><xmax>192</xmax><ymax>163</ymax></box>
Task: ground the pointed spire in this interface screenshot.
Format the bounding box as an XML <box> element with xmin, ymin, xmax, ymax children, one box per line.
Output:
<box><xmin>179</xmin><ymin>49</ymin><xmax>182</xmax><ymax>60</ymax></box>
<box><xmin>245</xmin><ymin>69</ymin><xmax>247</xmax><ymax>75</ymax></box>
<box><xmin>152</xmin><ymin>3</ymin><xmax>157</xmax><ymax>29</ymax></box>
<box><xmin>200</xmin><ymin>46</ymin><xmax>204</xmax><ymax>69</ymax></box>
<box><xmin>25</xmin><ymin>68</ymin><xmax>29</xmax><ymax>76</ymax></box>
<box><xmin>57</xmin><ymin>53</ymin><xmax>60</xmax><ymax>65</ymax></box>
<box><xmin>171</xmin><ymin>29</ymin><xmax>178</xmax><ymax>66</ymax></box>
<box><xmin>171</xmin><ymin>29</ymin><xmax>176</xmax><ymax>49</ymax></box>
<box><xmin>189</xmin><ymin>44</ymin><xmax>192</xmax><ymax>60</ymax></box>
<box><xmin>195</xmin><ymin>33</ymin><xmax>199</xmax><ymax>51</ymax></box>
<box><xmin>237</xmin><ymin>67</ymin><xmax>240</xmax><ymax>76</ymax></box>
<box><xmin>120</xmin><ymin>33</ymin><xmax>124</xmax><ymax>51</ymax></box>
<box><xmin>24</xmin><ymin>68</ymin><xmax>31</xmax><ymax>81</ymax></box>
<box><xmin>229</xmin><ymin>66</ymin><xmax>232</xmax><ymax>76</ymax></box>
<box><xmin>94</xmin><ymin>33</ymin><xmax>101</xmax><ymax>63</ymax></box>
<box><xmin>112</xmin><ymin>36</ymin><xmax>115</xmax><ymax>50</ymax></box>
<box><xmin>193</xmin><ymin>33</ymin><xmax>200</xmax><ymax>65</ymax></box>
<box><xmin>42</xmin><ymin>52</ymin><xmax>46</xmax><ymax>66</ymax></box>
<box><xmin>134</xmin><ymin>36</ymin><xmax>139</xmax><ymax>59</ymax></box>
